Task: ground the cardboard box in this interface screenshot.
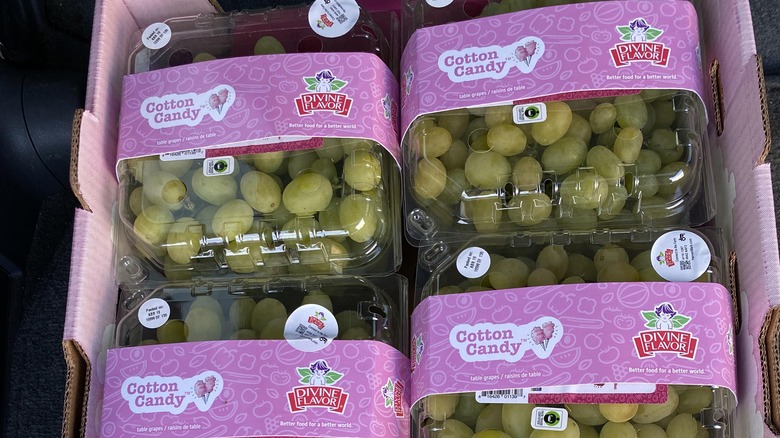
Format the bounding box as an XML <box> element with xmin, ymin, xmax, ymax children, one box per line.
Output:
<box><xmin>63</xmin><ymin>0</ymin><xmax>780</xmax><ymax>436</ymax></box>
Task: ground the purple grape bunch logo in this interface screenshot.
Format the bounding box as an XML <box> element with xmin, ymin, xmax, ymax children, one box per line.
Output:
<box><xmin>514</xmin><ymin>40</ymin><xmax>538</xmax><ymax>66</ymax></box>
<box><xmin>193</xmin><ymin>375</ymin><xmax>218</xmax><ymax>403</ymax></box>
<box><xmin>403</xmin><ymin>66</ymin><xmax>414</xmax><ymax>96</ymax></box>
<box><xmin>530</xmin><ymin>321</ymin><xmax>557</xmax><ymax>351</ymax></box>
<box><xmin>610</xmin><ymin>17</ymin><xmax>670</xmax><ymax>68</ymax></box>
<box><xmin>411</xmin><ymin>334</ymin><xmax>424</xmax><ymax>373</ymax></box>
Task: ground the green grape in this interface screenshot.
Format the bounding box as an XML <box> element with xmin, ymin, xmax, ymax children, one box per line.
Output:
<box><xmin>487</xmin><ymin>124</ymin><xmax>527</xmax><ymax>156</ymax></box>
<box><xmin>453</xmin><ymin>393</ymin><xmax>484</xmax><ymax>429</ymax></box>
<box><xmin>501</xmin><ymin>404</ymin><xmax>534</xmax><ymax>438</ymax></box>
<box><xmin>487</xmin><ymin>258</ymin><xmax>530</xmax><ymax>289</ymax></box>
<box><xmin>599</xmin><ymin>185</ymin><xmax>628</xmax><ymax>220</ymax></box>
<box><xmin>646</xmin><ymin>129</ymin><xmax>677</xmax><ymax>153</ymax></box>
<box><xmin>440</xmin><ymin>139</ymin><xmax>469</xmax><ymax>170</ymax></box>
<box><xmin>143</xmin><ymin>170</ymin><xmax>187</xmax><ymax>209</ymax></box>
<box><xmin>594</xmin><ymin>244</ymin><xmax>629</xmax><ymax>271</ymax></box>
<box><xmin>541</xmin><ymin>136</ymin><xmax>588</xmax><ymax>174</ymax></box>
<box><xmin>296</xmin><ymin>238</ymin><xmax>349</xmax><ymax>274</ymax></box>
<box><xmin>653</xmin><ymin>412</ymin><xmax>677</xmax><ymax>430</ymax></box>
<box><xmin>230</xmin><ymin>329</ymin><xmax>259</xmax><ymax>340</ymax></box>
<box><xmin>613</xmin><ymin>127</ymin><xmax>643</xmax><ymax>164</ymax></box>
<box><xmin>614</xmin><ymin>94</ymin><xmax>648</xmax><ymax>129</ymax></box>
<box><xmin>343</xmin><ymin>150</ymin><xmax>382</xmax><ymax>191</ymax></box>
<box><xmin>635</xmin><ymin>150</ymin><xmax>662</xmax><ymax>175</ymax></box>
<box><xmin>558</xmin><ymin>207</ymin><xmax>598</xmax><ymax>230</ymax></box>
<box><xmin>638</xmin><ymin>196</ymin><xmax>670</xmax><ymax>221</ymax></box>
<box><xmin>597</xmin><ymin>127</ymin><xmax>621</xmax><ymax>149</ymax></box>
<box><xmin>252</xmin><ymin>151</ymin><xmax>285</xmax><ymax>173</ymax></box>
<box><xmin>134</xmin><ymin>205</ymin><xmax>175</xmax><ymax>246</ymax></box>
<box><xmin>632</xmin><ymin>175</ymin><xmax>659</xmax><ymax>199</ymax></box>
<box><xmin>225</xmin><ymin>240</ymin><xmax>263</xmax><ymax>274</ymax></box>
<box><xmin>527</xmin><ymin>268</ymin><xmax>558</xmax><ymax>286</ymax></box>
<box><xmin>529</xmin><ymin>420</ymin><xmax>580</xmax><ymax>438</ymax></box>
<box><xmin>157</xmin><ymin>319</ymin><xmax>186</xmax><ymax>344</ymax></box>
<box><xmin>512</xmin><ymin>156</ymin><xmax>543</xmax><ymax>191</ymax></box>
<box><xmin>656</xmin><ymin>162</ymin><xmax>691</xmax><ymax>196</ymax></box>
<box><xmin>507</xmin><ymin>193</ymin><xmax>552</xmax><ymax>226</ymax></box>
<box><xmin>465</xmin><ymin>151</ymin><xmax>511</xmax><ymax>189</ymax></box>
<box><xmin>580</xmin><ymin>424</ymin><xmax>600</xmax><ymax>438</ymax></box>
<box><xmin>159</xmin><ymin>159</ymin><xmax>193</xmax><ymax>177</ymax></box>
<box><xmin>166</xmin><ymin>217</ymin><xmax>203</xmax><ymax>264</ymax></box>
<box><xmin>287</xmin><ymin>151</ymin><xmax>319</xmax><ymax>179</ymax></box>
<box><xmin>665</xmin><ymin>414</ymin><xmax>698</xmax><ymax>438</ymax></box>
<box><xmin>590</xmin><ymin>102</ymin><xmax>618</xmax><ymax>134</ymax></box>
<box><xmin>339</xmin><ymin>194</ymin><xmax>378</xmax><ymax>243</ymax></box>
<box><xmin>642</xmin><ymin>102</ymin><xmax>657</xmax><ymax>137</ymax></box>
<box><xmin>631</xmin><ymin>251</ymin><xmax>653</xmax><ymax>270</ymax></box>
<box><xmin>129</xmin><ymin>186</ymin><xmax>144</xmax><ymax>217</ymax></box>
<box><xmin>562</xmin><ymin>276</ymin><xmax>585</xmax><ymax>284</ymax></box>
<box><xmin>600</xmin><ymin>404</ymin><xmax>639</xmax><ymax>422</ymax></box>
<box><xmin>426</xmin><ymin>394</ymin><xmax>460</xmax><ymax>421</ymax></box>
<box><xmin>311</xmin><ymin>158</ymin><xmax>339</xmax><ymax>183</ymax></box>
<box><xmin>440</xmin><ymin>285</ymin><xmax>464</xmax><ymax>295</ymax></box>
<box><xmin>301</xmin><ymin>290</ymin><xmax>334</xmax><ymax>313</ymax></box>
<box><xmin>652</xmin><ymin>100</ymin><xmax>676</xmax><ymax>130</ymax></box>
<box><xmin>475</xmin><ymin>404</ymin><xmax>503</xmax><ymax>432</ymax></box>
<box><xmin>438</xmin><ymin>109</ymin><xmax>471</xmax><ymax>139</ymax></box>
<box><xmin>560</xmin><ymin>172</ymin><xmax>609</xmax><ymax>210</ymax></box>
<box><xmin>281</xmin><ymin>216</ymin><xmax>319</xmax><ymax>248</ymax></box>
<box><xmin>599</xmin><ymin>421</ymin><xmax>637</xmax><ymax>438</ymax></box>
<box><xmin>637</xmin><ymin>268</ymin><xmax>665</xmax><ymax>281</ymax></box>
<box><xmin>675</xmin><ymin>387</ymin><xmax>713</xmax><ymax>415</ymax></box>
<box><xmin>566</xmin><ymin>253</ymin><xmax>597</xmax><ymax>282</ymax></box>
<box><xmin>259</xmin><ymin>317</ymin><xmax>286</xmax><ymax>340</ymax></box>
<box><xmin>437</xmin><ymin>168</ymin><xmax>470</xmax><ymax>205</ymax></box>
<box><xmin>633</xmin><ymin>423</ymin><xmax>667</xmax><ymax>438</ymax></box>
<box><xmin>567</xmin><ymin>403</ymin><xmax>608</xmax><ymax>426</ymax></box>
<box><xmin>431</xmin><ymin>419</ymin><xmax>473</xmax><ymax>438</ymax></box>
<box><xmin>254</xmin><ymin>36</ymin><xmax>285</xmax><ymax>55</ymax></box>
<box><xmin>532</xmin><ymin>101</ymin><xmax>572</xmax><ymax>145</ymax></box>
<box><xmin>126</xmin><ymin>158</ymin><xmax>159</xmax><ymax>183</ymax></box>
<box><xmin>566</xmin><ymin>112</ymin><xmax>593</xmax><ymax>144</ymax></box>
<box><xmin>240</xmin><ymin>171</ymin><xmax>281</xmax><ymax>213</ymax></box>
<box><xmin>597</xmin><ymin>262</ymin><xmax>639</xmax><ymax>282</ymax></box>
<box><xmin>341</xmin><ymin>138</ymin><xmax>374</xmax><ymax>155</ymax></box>
<box><xmin>283</xmin><ymin>173</ymin><xmax>333</xmax><ymax>215</ymax></box>
<box><xmin>695</xmin><ymin>423</ymin><xmax>708</xmax><ymax>438</ymax></box>
<box><xmin>464</xmin><ymin>285</ymin><xmax>493</xmax><ymax>292</ymax></box>
<box><xmin>416</xmin><ymin>126</ymin><xmax>453</xmax><ymax>158</ymax></box>
<box><xmin>317</xmin><ymin>199</ymin><xmax>347</xmax><ymax>242</ymax></box>
<box><xmin>191</xmin><ymin>170</ymin><xmax>236</xmax><ymax>206</ymax></box>
<box><xmin>317</xmin><ymin>137</ymin><xmax>344</xmax><ymax>162</ymax></box>
<box><xmin>640</xmin><ymin>89</ymin><xmax>665</xmax><ymax>102</ymax></box>
<box><xmin>587</xmin><ymin>145</ymin><xmax>625</xmax><ymax>180</ymax></box>
<box><xmin>184</xmin><ymin>306</ymin><xmax>223</xmax><ymax>342</ymax></box>
<box><xmin>484</xmin><ymin>105</ymin><xmax>514</xmax><ymax>128</ymax></box>
<box><xmin>212</xmin><ymin>199</ymin><xmax>254</xmax><ymax>240</ymax></box>
<box><xmin>193</xmin><ymin>53</ymin><xmax>217</xmax><ymax>62</ymax></box>
<box><xmin>467</xmin><ymin>191</ymin><xmax>503</xmax><ymax>233</ymax></box>
<box><xmin>462</xmin><ymin>117</ymin><xmax>488</xmax><ymax>143</ymax></box>
<box><xmin>470</xmin><ymin>133</ymin><xmax>490</xmax><ymax>152</ymax></box>
<box><xmin>634</xmin><ymin>387</ymin><xmax>679</xmax><ymax>424</ymax></box>
<box><xmin>414</xmin><ymin>158</ymin><xmax>448</xmax><ymax>200</ymax></box>
<box><xmin>140</xmin><ymin>339</ymin><xmax>159</xmax><ymax>345</ymax></box>
<box><xmin>537</xmin><ymin>245</ymin><xmax>568</xmax><ymax>280</ymax></box>
<box><xmin>341</xmin><ymin>326</ymin><xmax>371</xmax><ymax>340</ymax></box>
<box><xmin>228</xmin><ymin>297</ymin><xmax>256</xmax><ymax>331</ymax></box>
<box><xmin>335</xmin><ymin>310</ymin><xmax>371</xmax><ymax>338</ymax></box>
<box><xmin>474</xmin><ymin>430</ymin><xmax>512</xmax><ymax>438</ymax></box>
<box><xmin>251</xmin><ymin>298</ymin><xmax>287</xmax><ymax>333</ymax></box>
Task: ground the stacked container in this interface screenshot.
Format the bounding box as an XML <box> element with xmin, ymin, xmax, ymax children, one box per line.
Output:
<box><xmin>102</xmin><ymin>4</ymin><xmax>411</xmax><ymax>437</ymax></box>
<box><xmin>401</xmin><ymin>1</ymin><xmax>737</xmax><ymax>437</ymax></box>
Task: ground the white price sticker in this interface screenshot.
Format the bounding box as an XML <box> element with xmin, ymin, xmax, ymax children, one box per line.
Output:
<box><xmin>284</xmin><ymin>304</ymin><xmax>338</xmax><ymax>353</ymax></box>
<box><xmin>513</xmin><ymin>102</ymin><xmax>547</xmax><ymax>125</ymax></box>
<box><xmin>141</xmin><ymin>23</ymin><xmax>172</xmax><ymax>50</ymax></box>
<box><xmin>650</xmin><ymin>230</ymin><xmax>711</xmax><ymax>282</ymax></box>
<box><xmin>308</xmin><ymin>0</ymin><xmax>360</xmax><ymax>38</ymax></box>
<box><xmin>456</xmin><ymin>246</ymin><xmax>491</xmax><ymax>279</ymax></box>
<box><xmin>426</xmin><ymin>0</ymin><xmax>455</xmax><ymax>7</ymax></box>
<box><xmin>138</xmin><ymin>298</ymin><xmax>171</xmax><ymax>329</ymax></box>
<box><xmin>203</xmin><ymin>156</ymin><xmax>235</xmax><ymax>176</ymax></box>
<box><xmin>531</xmin><ymin>407</ymin><xmax>568</xmax><ymax>431</ymax></box>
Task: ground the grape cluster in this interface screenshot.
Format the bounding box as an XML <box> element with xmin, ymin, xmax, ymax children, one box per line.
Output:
<box><xmin>132</xmin><ymin>290</ymin><xmax>374</xmax><ymax>345</ymax></box>
<box><xmin>421</xmin><ymin>386</ymin><xmax>716</xmax><ymax>438</ymax></box>
<box><xmin>409</xmin><ymin>92</ymin><xmax>700</xmax><ymax>233</ymax></box>
<box><xmin>122</xmin><ymin>139</ymin><xmax>391</xmax><ymax>277</ymax></box>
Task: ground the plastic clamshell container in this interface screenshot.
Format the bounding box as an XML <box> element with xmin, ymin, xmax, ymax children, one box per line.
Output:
<box><xmin>410</xmin><ymin>229</ymin><xmax>736</xmax><ymax>437</ymax></box>
<box><xmin>129</xmin><ymin>5</ymin><xmax>398</xmax><ymax>74</ymax></box>
<box><xmin>115</xmin><ymin>6</ymin><xmax>403</xmax><ymax>282</ymax></box>
<box><xmin>400</xmin><ymin>0</ymin><xmax>716</xmax><ymax>245</ymax></box>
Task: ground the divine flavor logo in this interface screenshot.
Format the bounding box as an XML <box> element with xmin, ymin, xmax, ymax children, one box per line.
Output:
<box><xmin>295</xmin><ymin>70</ymin><xmax>353</xmax><ymax>117</ymax></box>
<box><xmin>632</xmin><ymin>302</ymin><xmax>698</xmax><ymax>360</ymax></box>
<box><xmin>449</xmin><ymin>317</ymin><xmax>563</xmax><ymax>363</ymax></box>
<box><xmin>657</xmin><ymin>248</ymin><xmax>675</xmax><ymax>267</ymax></box>
<box><xmin>438</xmin><ymin>36</ymin><xmax>544</xmax><ymax>83</ymax></box>
<box><xmin>411</xmin><ymin>334</ymin><xmax>424</xmax><ymax>373</ymax></box>
<box><xmin>120</xmin><ymin>372</ymin><xmax>223</xmax><ymax>414</ymax></box>
<box><xmin>381</xmin><ymin>378</ymin><xmax>405</xmax><ymax>418</ymax></box>
<box><xmin>308</xmin><ymin>309</ymin><xmax>327</xmax><ymax>330</ymax></box>
<box><xmin>141</xmin><ymin>85</ymin><xmax>235</xmax><ymax>129</ymax></box>
<box><xmin>610</xmin><ymin>18</ymin><xmax>670</xmax><ymax>68</ymax></box>
<box><xmin>286</xmin><ymin>360</ymin><xmax>349</xmax><ymax>414</ymax></box>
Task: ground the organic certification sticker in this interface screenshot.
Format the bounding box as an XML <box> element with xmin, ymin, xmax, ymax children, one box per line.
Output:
<box><xmin>531</xmin><ymin>407</ymin><xmax>568</xmax><ymax>431</ymax></box>
<box><xmin>308</xmin><ymin>0</ymin><xmax>360</xmax><ymax>38</ymax></box>
<box><xmin>456</xmin><ymin>246</ymin><xmax>491</xmax><ymax>279</ymax></box>
<box><xmin>513</xmin><ymin>102</ymin><xmax>547</xmax><ymax>125</ymax></box>
<box><xmin>141</xmin><ymin>23</ymin><xmax>172</xmax><ymax>50</ymax></box>
<box><xmin>138</xmin><ymin>298</ymin><xmax>171</xmax><ymax>329</ymax></box>
<box><xmin>650</xmin><ymin>230</ymin><xmax>711</xmax><ymax>281</ymax></box>
<box><xmin>284</xmin><ymin>304</ymin><xmax>338</xmax><ymax>352</ymax></box>
<box><xmin>203</xmin><ymin>156</ymin><xmax>235</xmax><ymax>176</ymax></box>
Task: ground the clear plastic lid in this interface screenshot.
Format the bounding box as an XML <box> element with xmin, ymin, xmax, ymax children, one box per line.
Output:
<box><xmin>405</xmin><ymin>91</ymin><xmax>716</xmax><ymax>244</ymax></box>
<box><xmin>129</xmin><ymin>5</ymin><xmax>398</xmax><ymax>74</ymax></box>
<box><xmin>114</xmin><ymin>274</ymin><xmax>408</xmax><ymax>354</ymax></box>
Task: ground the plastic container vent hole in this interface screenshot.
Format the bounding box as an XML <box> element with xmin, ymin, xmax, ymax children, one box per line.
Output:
<box><xmin>463</xmin><ymin>0</ymin><xmax>490</xmax><ymax>17</ymax></box>
<box><xmin>169</xmin><ymin>49</ymin><xmax>194</xmax><ymax>66</ymax></box>
<box><xmin>297</xmin><ymin>36</ymin><xmax>323</xmax><ymax>53</ymax></box>
<box><xmin>360</xmin><ymin>24</ymin><xmax>377</xmax><ymax>40</ymax></box>
<box><xmin>367</xmin><ymin>305</ymin><xmax>386</xmax><ymax>319</ymax></box>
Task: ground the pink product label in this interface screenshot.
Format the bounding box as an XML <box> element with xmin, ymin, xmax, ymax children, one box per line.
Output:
<box><xmin>400</xmin><ymin>0</ymin><xmax>705</xmax><ymax>135</ymax></box>
<box><xmin>101</xmin><ymin>340</ymin><xmax>410</xmax><ymax>437</ymax></box>
<box><xmin>117</xmin><ymin>52</ymin><xmax>401</xmax><ymax>178</ymax></box>
<box><xmin>410</xmin><ymin>282</ymin><xmax>736</xmax><ymax>406</ymax></box>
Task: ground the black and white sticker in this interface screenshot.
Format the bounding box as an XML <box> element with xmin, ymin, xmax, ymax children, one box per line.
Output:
<box><xmin>650</xmin><ymin>230</ymin><xmax>711</xmax><ymax>281</ymax></box>
<box><xmin>141</xmin><ymin>23</ymin><xmax>172</xmax><ymax>50</ymax></box>
<box><xmin>138</xmin><ymin>298</ymin><xmax>171</xmax><ymax>329</ymax></box>
<box><xmin>513</xmin><ymin>102</ymin><xmax>547</xmax><ymax>125</ymax></box>
<box><xmin>308</xmin><ymin>0</ymin><xmax>360</xmax><ymax>38</ymax></box>
<box><xmin>531</xmin><ymin>407</ymin><xmax>568</xmax><ymax>431</ymax></box>
<box><xmin>456</xmin><ymin>246</ymin><xmax>491</xmax><ymax>278</ymax></box>
<box><xmin>284</xmin><ymin>304</ymin><xmax>338</xmax><ymax>353</ymax></box>
<box><xmin>203</xmin><ymin>156</ymin><xmax>235</xmax><ymax>176</ymax></box>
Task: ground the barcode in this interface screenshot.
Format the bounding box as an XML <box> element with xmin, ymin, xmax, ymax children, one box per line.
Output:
<box><xmin>296</xmin><ymin>324</ymin><xmax>307</xmax><ymax>335</ymax></box>
<box><xmin>335</xmin><ymin>14</ymin><xmax>348</xmax><ymax>24</ymax></box>
<box><xmin>480</xmin><ymin>389</ymin><xmax>524</xmax><ymax>398</ymax></box>
<box><xmin>680</xmin><ymin>260</ymin><xmax>691</xmax><ymax>270</ymax></box>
